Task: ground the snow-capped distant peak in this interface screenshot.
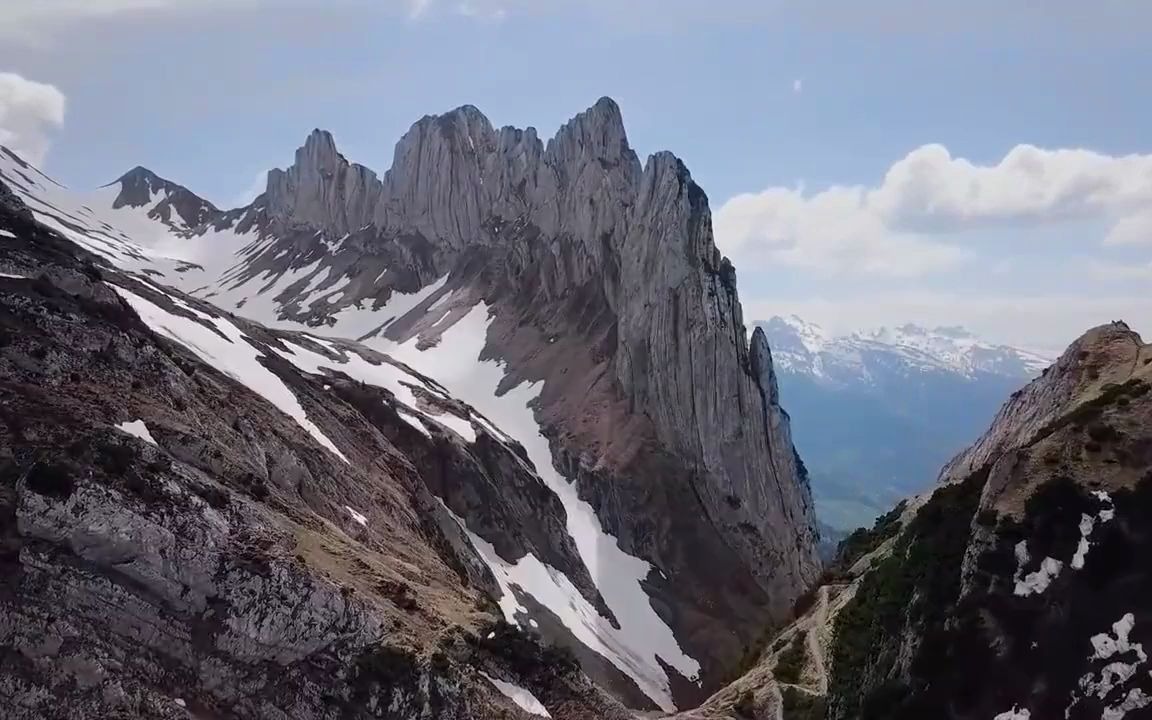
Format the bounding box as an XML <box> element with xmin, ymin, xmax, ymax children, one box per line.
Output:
<box><xmin>762</xmin><ymin>315</ymin><xmax>830</xmax><ymax>353</ymax></box>
<box><xmin>758</xmin><ymin>316</ymin><xmax>1055</xmax><ymax>384</ymax></box>
<box><xmin>858</xmin><ymin>324</ymin><xmax>1052</xmax><ymax>376</ymax></box>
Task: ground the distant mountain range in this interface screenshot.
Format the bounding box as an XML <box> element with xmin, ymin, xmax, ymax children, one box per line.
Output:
<box><xmin>758</xmin><ymin>315</ymin><xmax>1054</xmax><ymax>531</ymax></box>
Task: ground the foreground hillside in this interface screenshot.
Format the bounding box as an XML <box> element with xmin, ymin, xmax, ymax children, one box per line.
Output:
<box><xmin>1</xmin><ymin>173</ymin><xmax>640</xmax><ymax>720</ymax></box>
<box><xmin>681</xmin><ymin>320</ymin><xmax>1152</xmax><ymax>719</ymax></box>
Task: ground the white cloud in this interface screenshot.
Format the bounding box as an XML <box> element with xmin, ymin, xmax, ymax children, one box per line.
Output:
<box><xmin>231</xmin><ymin>170</ymin><xmax>270</xmax><ymax>208</ymax></box>
<box><xmin>1104</xmin><ymin>210</ymin><xmax>1152</xmax><ymax>246</ymax></box>
<box><xmin>455</xmin><ymin>1</ymin><xmax>509</xmax><ymax>20</ymax></box>
<box><xmin>792</xmin><ymin>79</ymin><xmax>803</xmax><ymax>94</ymax></box>
<box><xmin>408</xmin><ymin>0</ymin><xmax>434</xmax><ymax>18</ymax></box>
<box><xmin>1086</xmin><ymin>258</ymin><xmax>1152</xmax><ymax>281</ymax></box>
<box><xmin>715</xmin><ymin>183</ymin><xmax>969</xmax><ymax>276</ymax></box>
<box><xmin>0</xmin><ymin>72</ymin><xmax>66</xmax><ymax>167</ymax></box>
<box><xmin>872</xmin><ymin>144</ymin><xmax>1152</xmax><ymax>232</ymax></box>
<box><xmin>716</xmin><ymin>143</ymin><xmax>1152</xmax><ymax>276</ymax></box>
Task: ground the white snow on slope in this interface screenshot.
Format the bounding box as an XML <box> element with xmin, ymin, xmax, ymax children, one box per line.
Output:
<box><xmin>1072</xmin><ymin>492</ymin><xmax>1115</xmax><ymax>570</ymax></box>
<box><xmin>108</xmin><ymin>284</ymin><xmax>348</xmax><ymax>464</ymax></box>
<box><xmin>273</xmin><ymin>338</ymin><xmax>477</xmax><ymax>443</ymax></box>
<box><xmin>345</xmin><ymin>505</ymin><xmax>368</xmax><ymax>527</ymax></box>
<box><xmin>480</xmin><ymin>672</ymin><xmax>551</xmax><ymax>717</ymax></box>
<box><xmin>397</xmin><ymin>407</ymin><xmax>432</xmax><ymax>438</ymax></box>
<box><xmin>115</xmin><ymin>419</ymin><xmax>157</xmax><ymax>446</ymax></box>
<box><xmin>0</xmin><ymin>272</ymin><xmax>27</xmax><ymax>279</ymax></box>
<box><xmin>386</xmin><ymin>305</ymin><xmax>699</xmax><ymax>711</ymax></box>
<box><xmin>1012</xmin><ymin>540</ymin><xmax>1063</xmax><ymax>597</ymax></box>
<box><xmin>0</xmin><ymin>229</ymin><xmax>16</xmax><ymax>238</ymax></box>
<box><xmin>1067</xmin><ymin>613</ymin><xmax>1152</xmax><ymax>720</ymax></box>
<box><xmin>994</xmin><ymin>707</ymin><xmax>1030</xmax><ymax>720</ymax></box>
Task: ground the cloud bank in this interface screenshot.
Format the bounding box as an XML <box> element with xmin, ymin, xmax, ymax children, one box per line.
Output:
<box><xmin>716</xmin><ymin>144</ymin><xmax>1152</xmax><ymax>276</ymax></box>
<box><xmin>0</xmin><ymin>72</ymin><xmax>66</xmax><ymax>167</ymax></box>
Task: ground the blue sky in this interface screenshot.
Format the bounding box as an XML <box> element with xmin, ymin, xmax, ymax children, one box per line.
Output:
<box><xmin>2</xmin><ymin>0</ymin><xmax>1151</xmax><ymax>351</ymax></box>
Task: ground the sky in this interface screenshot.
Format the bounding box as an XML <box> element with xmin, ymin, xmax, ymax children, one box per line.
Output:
<box><xmin>1</xmin><ymin>0</ymin><xmax>1151</xmax><ymax>352</ymax></box>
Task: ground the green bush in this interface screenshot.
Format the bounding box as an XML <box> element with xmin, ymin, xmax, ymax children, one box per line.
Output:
<box><xmin>774</xmin><ymin>633</ymin><xmax>807</xmax><ymax>685</ymax></box>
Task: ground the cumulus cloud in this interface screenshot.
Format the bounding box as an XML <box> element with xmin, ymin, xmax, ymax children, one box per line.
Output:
<box><xmin>715</xmin><ymin>183</ymin><xmax>969</xmax><ymax>277</ymax></box>
<box><xmin>792</xmin><ymin>79</ymin><xmax>803</xmax><ymax>94</ymax></box>
<box><xmin>0</xmin><ymin>72</ymin><xmax>66</xmax><ymax>167</ymax></box>
<box><xmin>716</xmin><ymin>144</ymin><xmax>1152</xmax><ymax>276</ymax></box>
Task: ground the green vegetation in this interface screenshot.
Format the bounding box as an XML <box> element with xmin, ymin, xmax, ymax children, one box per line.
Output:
<box><xmin>1036</xmin><ymin>378</ymin><xmax>1150</xmax><ymax>441</ymax></box>
<box><xmin>832</xmin><ymin>500</ymin><xmax>907</xmax><ymax>573</ymax></box>
<box><xmin>774</xmin><ymin>632</ymin><xmax>807</xmax><ymax>685</ymax></box>
<box><xmin>827</xmin><ymin>466</ymin><xmax>986</xmax><ymax>719</ymax></box>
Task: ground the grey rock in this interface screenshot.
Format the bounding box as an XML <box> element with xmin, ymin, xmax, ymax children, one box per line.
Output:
<box><xmin>266</xmin><ymin>130</ymin><xmax>383</xmax><ymax>235</ymax></box>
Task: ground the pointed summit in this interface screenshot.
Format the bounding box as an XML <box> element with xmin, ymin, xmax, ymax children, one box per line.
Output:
<box><xmin>264</xmin><ymin>129</ymin><xmax>382</xmax><ymax>234</ymax></box>
<box><xmin>108</xmin><ymin>165</ymin><xmax>218</xmax><ymax>229</ymax></box>
<box><xmin>546</xmin><ymin>96</ymin><xmax>636</xmax><ymax>176</ymax></box>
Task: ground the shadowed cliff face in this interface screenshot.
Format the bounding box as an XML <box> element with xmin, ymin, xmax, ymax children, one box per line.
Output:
<box><xmin>1</xmin><ymin>97</ymin><xmax>820</xmax><ymax>711</ymax></box>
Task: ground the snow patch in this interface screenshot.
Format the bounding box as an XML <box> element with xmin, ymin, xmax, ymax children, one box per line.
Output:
<box><xmin>273</xmin><ymin>338</ymin><xmax>476</xmax><ymax>443</ymax></box>
<box><xmin>396</xmin><ymin>407</ymin><xmax>432</xmax><ymax>438</ymax></box>
<box><xmin>0</xmin><ymin>271</ymin><xmax>26</xmax><ymax>279</ymax></box>
<box><xmin>1091</xmin><ymin>614</ymin><xmax>1146</xmax><ymax>663</ymax></box>
<box><xmin>109</xmin><ymin>284</ymin><xmax>348</xmax><ymax>464</ymax></box>
<box><xmin>397</xmin><ymin>305</ymin><xmax>700</xmax><ymax>712</ymax></box>
<box><xmin>1073</xmin><ymin>492</ymin><xmax>1116</xmax><ymax>570</ymax></box>
<box><xmin>0</xmin><ymin>229</ymin><xmax>15</xmax><ymax>238</ymax></box>
<box><xmin>480</xmin><ymin>672</ymin><xmax>551</xmax><ymax>717</ymax></box>
<box><xmin>1013</xmin><ymin>541</ymin><xmax>1063</xmax><ymax>597</ymax></box>
<box><xmin>345</xmin><ymin>506</ymin><xmax>368</xmax><ymax>527</ymax></box>
<box><xmin>115</xmin><ymin>419</ymin><xmax>157</xmax><ymax>446</ymax></box>
<box><xmin>1068</xmin><ymin>614</ymin><xmax>1152</xmax><ymax>719</ymax></box>
<box><xmin>994</xmin><ymin>707</ymin><xmax>1030</xmax><ymax>720</ymax></box>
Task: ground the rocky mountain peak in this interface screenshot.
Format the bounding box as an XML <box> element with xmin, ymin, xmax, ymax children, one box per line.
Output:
<box><xmin>546</xmin><ymin>96</ymin><xmax>637</xmax><ymax>176</ymax></box>
<box><xmin>265</xmin><ymin>128</ymin><xmax>383</xmax><ymax>234</ymax></box>
<box><xmin>108</xmin><ymin>165</ymin><xmax>219</xmax><ymax>229</ymax></box>
<box><xmin>938</xmin><ymin>320</ymin><xmax>1142</xmax><ymax>486</ymax></box>
<box><xmin>749</xmin><ymin>326</ymin><xmax>781</xmax><ymax>407</ymax></box>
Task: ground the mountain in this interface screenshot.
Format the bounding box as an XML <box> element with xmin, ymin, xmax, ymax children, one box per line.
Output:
<box><xmin>109</xmin><ymin>166</ymin><xmax>222</xmax><ymax>230</ymax></box>
<box><xmin>0</xmin><ymin>97</ymin><xmax>819</xmax><ymax>717</ymax></box>
<box><xmin>759</xmin><ymin>315</ymin><xmax>1053</xmax><ymax>531</ymax></box>
<box><xmin>674</xmin><ymin>320</ymin><xmax>1152</xmax><ymax>720</ymax></box>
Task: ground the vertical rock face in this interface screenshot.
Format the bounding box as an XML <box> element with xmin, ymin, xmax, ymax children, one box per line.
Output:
<box><xmin>247</xmin><ymin>97</ymin><xmax>821</xmax><ymax>694</ymax></box>
<box><xmin>254</xmin><ymin>98</ymin><xmax>820</xmax><ymax>685</ymax></box>
<box><xmin>265</xmin><ymin>129</ymin><xmax>384</xmax><ymax>234</ymax></box>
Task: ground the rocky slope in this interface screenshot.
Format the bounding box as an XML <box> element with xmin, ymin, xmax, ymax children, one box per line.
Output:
<box><xmin>759</xmin><ymin>315</ymin><xmax>1052</xmax><ymax>532</ymax></box>
<box><xmin>0</xmin><ymin>179</ymin><xmax>635</xmax><ymax>719</ymax></box>
<box><xmin>0</xmin><ymin>97</ymin><xmax>819</xmax><ymax>713</ymax></box>
<box><xmin>677</xmin><ymin>321</ymin><xmax>1152</xmax><ymax>719</ymax></box>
